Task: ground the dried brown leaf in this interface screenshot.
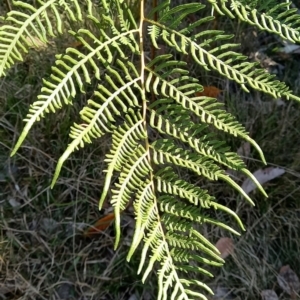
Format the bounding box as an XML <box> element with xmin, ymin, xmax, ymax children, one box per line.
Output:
<box><xmin>128</xmin><ymin>294</ymin><xmax>139</xmax><ymax>300</ymax></box>
<box><xmin>40</xmin><ymin>218</ymin><xmax>59</xmax><ymax>233</ymax></box>
<box><xmin>196</xmin><ymin>86</ymin><xmax>222</xmax><ymax>98</ymax></box>
<box><xmin>215</xmin><ymin>237</ymin><xmax>234</xmax><ymax>259</ymax></box>
<box><xmin>225</xmin><ymin>142</ymin><xmax>251</xmax><ymax>179</ymax></box>
<box><xmin>237</xmin><ymin>141</ymin><xmax>251</xmax><ymax>161</ymax></box>
<box><xmin>54</xmin><ymin>283</ymin><xmax>73</xmax><ymax>299</ymax></box>
<box><xmin>242</xmin><ymin>167</ymin><xmax>285</xmax><ymax>195</ymax></box>
<box><xmin>8</xmin><ymin>197</ymin><xmax>21</xmax><ymax>208</ymax></box>
<box><xmin>279</xmin><ymin>43</ymin><xmax>300</xmax><ymax>54</ymax></box>
<box><xmin>277</xmin><ymin>265</ymin><xmax>300</xmax><ymax>298</ymax></box>
<box><xmin>212</xmin><ymin>286</ymin><xmax>235</xmax><ymax>299</ymax></box>
<box><xmin>261</xmin><ymin>290</ymin><xmax>278</xmax><ymax>300</ymax></box>
<box><xmin>84</xmin><ymin>213</ymin><xmax>115</xmax><ymax>237</ymax></box>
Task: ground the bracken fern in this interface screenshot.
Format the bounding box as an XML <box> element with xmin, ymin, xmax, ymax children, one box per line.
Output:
<box><xmin>1</xmin><ymin>0</ymin><xmax>300</xmax><ymax>299</ymax></box>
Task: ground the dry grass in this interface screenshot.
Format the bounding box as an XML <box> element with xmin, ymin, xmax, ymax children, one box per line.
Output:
<box><xmin>1</xmin><ymin>2</ymin><xmax>300</xmax><ymax>300</ymax></box>
<box><xmin>0</xmin><ymin>119</ymin><xmax>155</xmax><ymax>298</ymax></box>
<box><xmin>196</xmin><ymin>9</ymin><xmax>300</xmax><ymax>300</ymax></box>
<box><xmin>0</xmin><ymin>40</ymin><xmax>156</xmax><ymax>299</ymax></box>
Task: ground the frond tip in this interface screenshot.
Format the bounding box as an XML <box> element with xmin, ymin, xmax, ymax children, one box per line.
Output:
<box><xmin>0</xmin><ymin>0</ymin><xmax>86</xmax><ymax>77</ymax></box>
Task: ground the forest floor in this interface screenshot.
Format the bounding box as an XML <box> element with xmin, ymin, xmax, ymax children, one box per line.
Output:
<box><xmin>1</xmin><ymin>1</ymin><xmax>300</xmax><ymax>300</ymax></box>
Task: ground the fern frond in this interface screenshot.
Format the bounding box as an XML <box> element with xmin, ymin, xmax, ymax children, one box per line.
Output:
<box><xmin>152</xmin><ymin>139</ymin><xmax>221</xmax><ymax>180</ymax></box>
<box><xmin>146</xmin><ymin>19</ymin><xmax>300</xmax><ymax>102</ymax></box>
<box><xmin>5</xmin><ymin>0</ymin><xmax>296</xmax><ymax>299</ymax></box>
<box><xmin>155</xmin><ymin>166</ymin><xmax>245</xmax><ymax>229</ymax></box>
<box><xmin>138</xmin><ymin>216</ymin><xmax>214</xmax><ymax>300</ymax></box>
<box><xmin>0</xmin><ymin>1</ymin><xmax>55</xmax><ymax>76</ymax></box>
<box><xmin>148</xmin><ymin>0</ymin><xmax>170</xmax><ymax>19</ymax></box>
<box><xmin>148</xmin><ymin>24</ymin><xmax>161</xmax><ymax>49</ymax></box>
<box><xmin>135</xmin><ymin>196</ymin><xmax>234</xmax><ymax>300</ymax></box>
<box><xmin>165</xmin><ymin>230</ymin><xmax>222</xmax><ymax>263</ymax></box>
<box><xmin>112</xmin><ymin>144</ymin><xmax>152</xmax><ymax>248</ymax></box>
<box><xmin>149</xmin><ymin>105</ymin><xmax>267</xmax><ymax>197</ymax></box>
<box><xmin>51</xmin><ymin>64</ymin><xmax>142</xmax><ymax>186</ymax></box>
<box><xmin>160</xmin><ymin>196</ymin><xmax>241</xmax><ymax>239</ymax></box>
<box><xmin>128</xmin><ymin>160</ymin><xmax>233</xmax><ymax>300</ymax></box>
<box><xmin>10</xmin><ymin>27</ymin><xmax>139</xmax><ymax>157</ymax></box>
<box><xmin>150</xmin><ymin>106</ymin><xmax>245</xmax><ymax>170</ymax></box>
<box><xmin>159</xmin><ymin>3</ymin><xmax>205</xmax><ymax>29</ymax></box>
<box><xmin>152</xmin><ymin>139</ymin><xmax>255</xmax><ymax>206</ymax></box>
<box><xmin>128</xmin><ymin>180</ymin><xmax>155</xmax><ymax>259</ymax></box>
<box><xmin>145</xmin><ymin>65</ymin><xmax>266</xmax><ymax>164</ymax></box>
<box><xmin>99</xmin><ymin>110</ymin><xmax>146</xmax><ymax>209</ymax></box>
<box><xmin>0</xmin><ymin>0</ymin><xmax>87</xmax><ymax>77</ymax></box>
<box><xmin>155</xmin><ymin>166</ymin><xmax>215</xmax><ymax>207</ymax></box>
<box><xmin>163</xmin><ymin>213</ymin><xmax>240</xmax><ymax>237</ymax></box>
<box><xmin>208</xmin><ymin>0</ymin><xmax>300</xmax><ymax>43</ymax></box>
<box><xmin>173</xmin><ymin>248</ymin><xmax>223</xmax><ymax>267</ymax></box>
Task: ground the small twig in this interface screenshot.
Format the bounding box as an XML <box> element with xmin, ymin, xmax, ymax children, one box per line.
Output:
<box><xmin>5</xmin><ymin>0</ymin><xmax>12</xmax><ymax>12</ymax></box>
